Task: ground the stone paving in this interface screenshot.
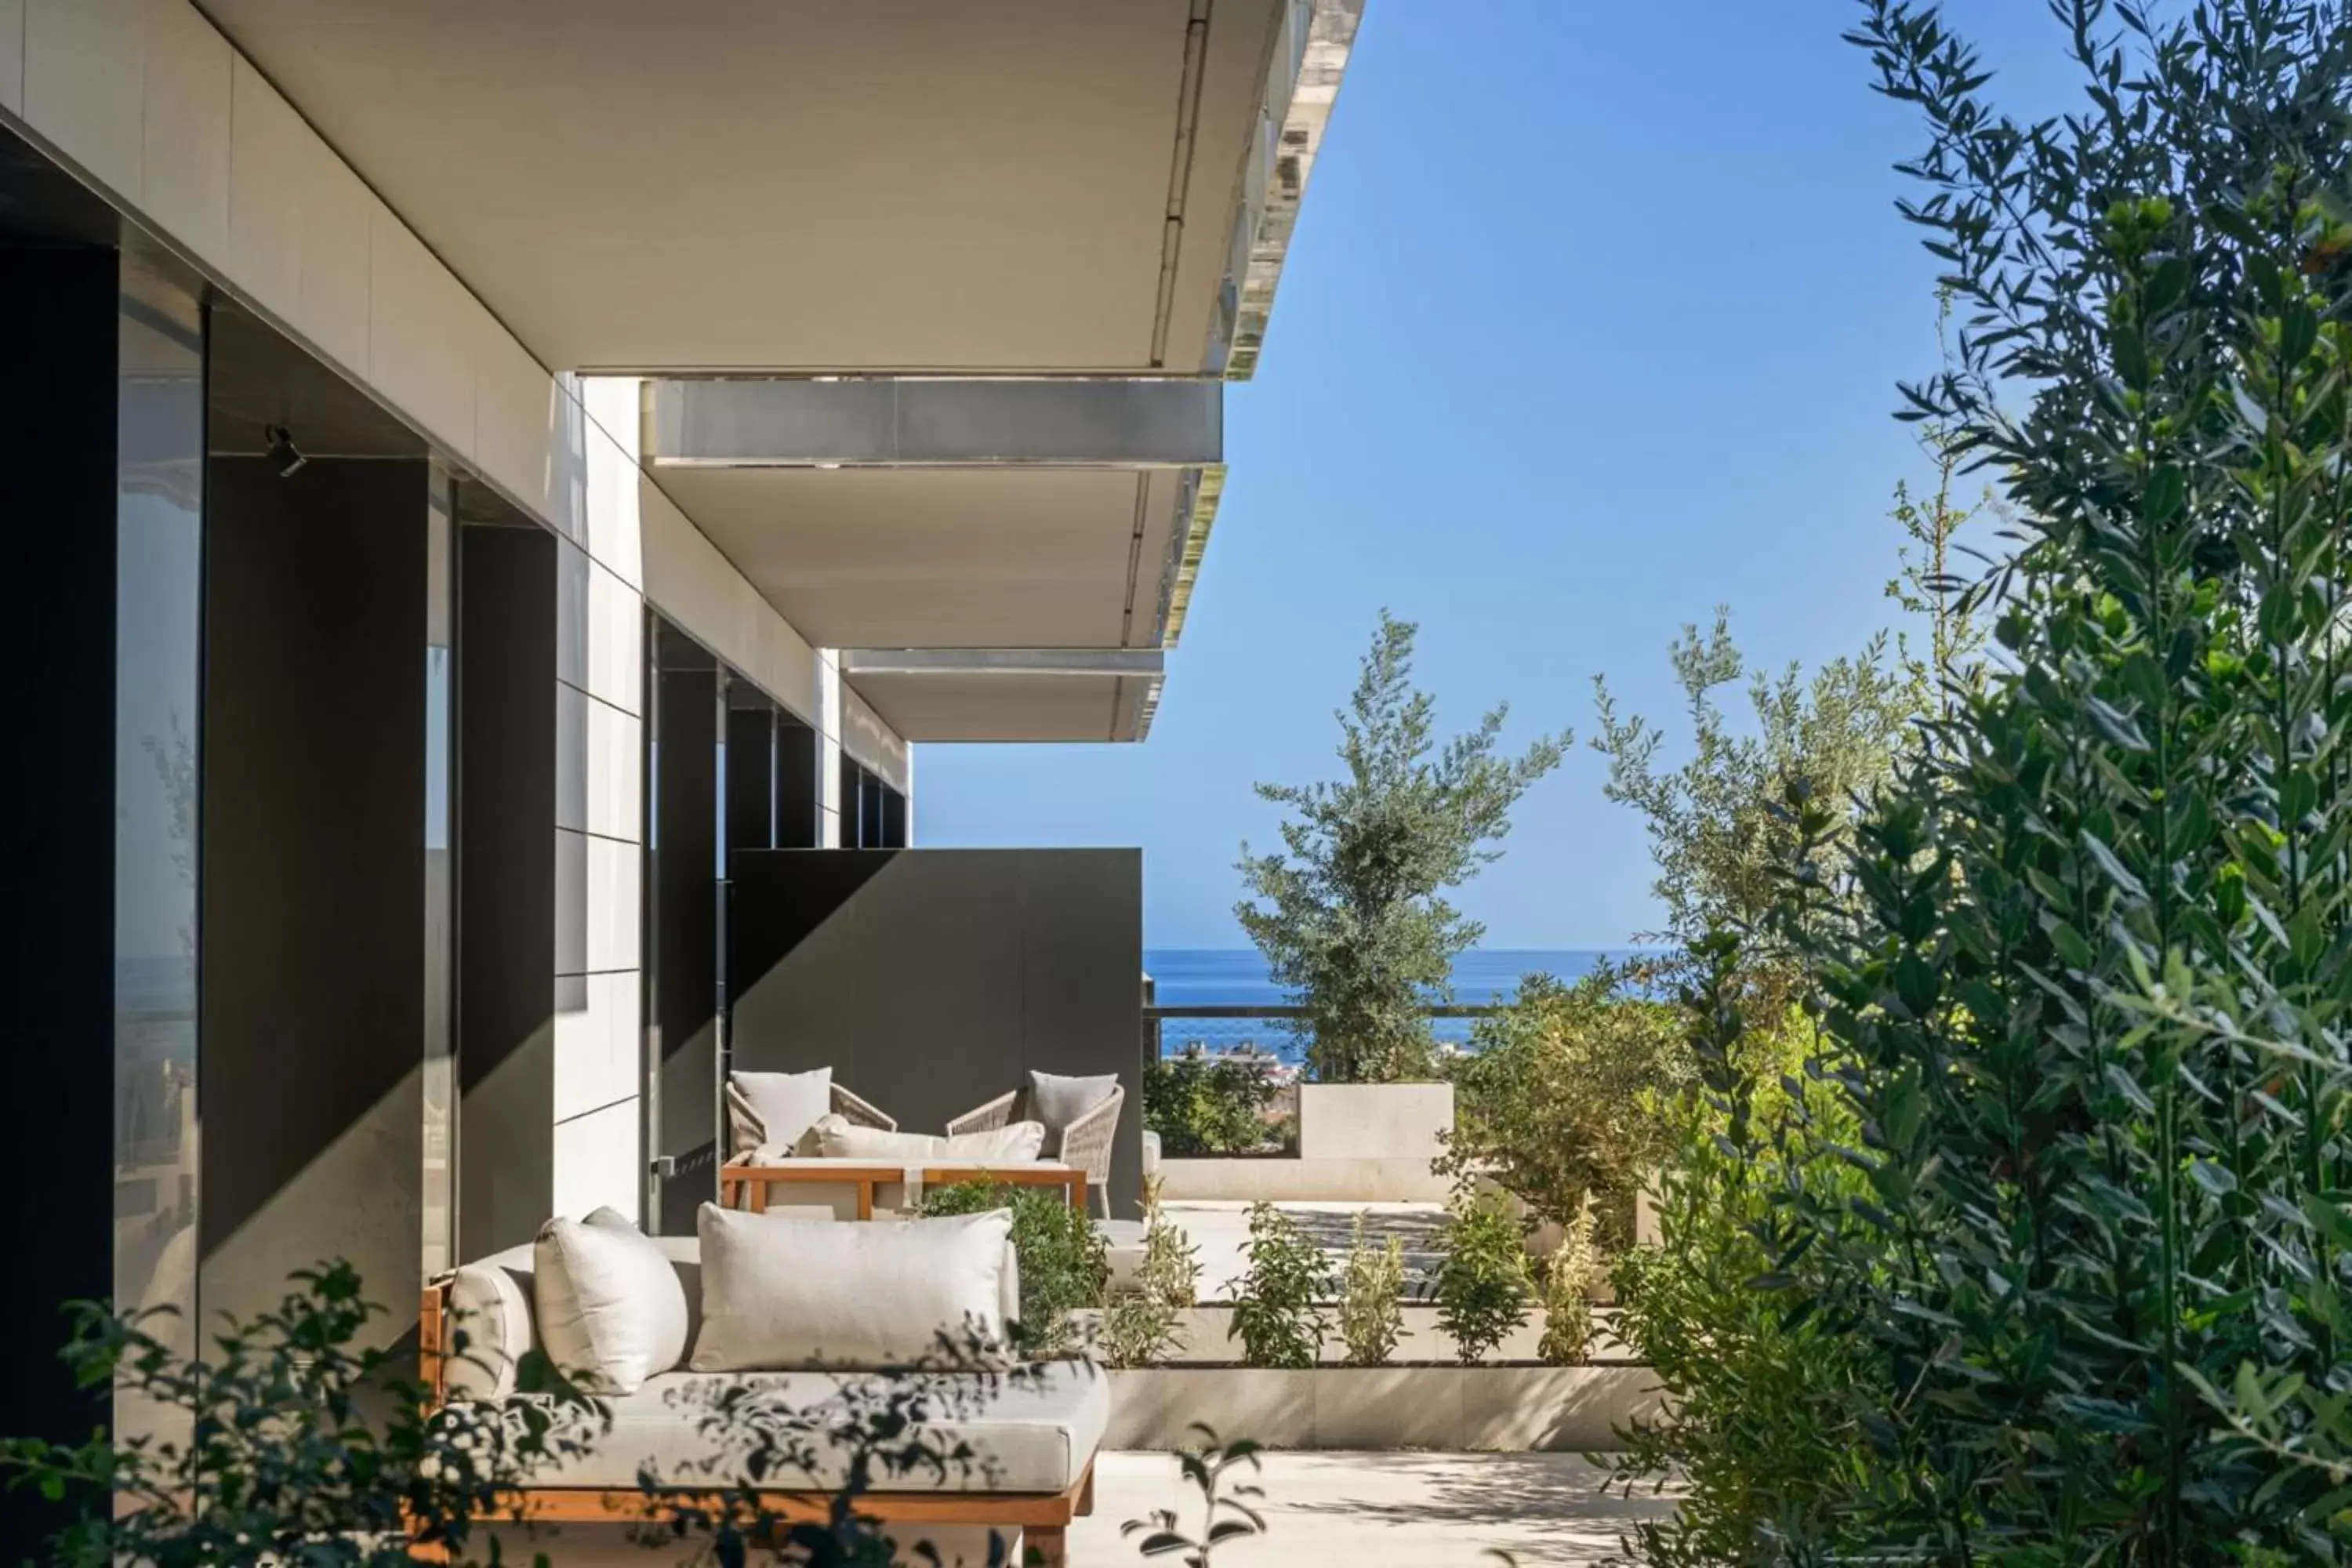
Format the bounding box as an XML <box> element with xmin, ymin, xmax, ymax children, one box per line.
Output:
<box><xmin>1075</xmin><ymin>1449</ymin><xmax>1677</xmax><ymax>1568</ymax></box>
<box><xmin>460</xmin><ymin>1450</ymin><xmax>1677</xmax><ymax>1566</ymax></box>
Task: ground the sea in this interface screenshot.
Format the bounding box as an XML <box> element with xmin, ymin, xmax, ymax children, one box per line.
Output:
<box><xmin>1143</xmin><ymin>947</ymin><xmax>1642</xmax><ymax>1061</ymax></box>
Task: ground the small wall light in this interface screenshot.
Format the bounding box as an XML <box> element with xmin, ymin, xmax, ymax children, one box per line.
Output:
<box><xmin>264</xmin><ymin>423</ymin><xmax>307</xmax><ymax>478</ymax></box>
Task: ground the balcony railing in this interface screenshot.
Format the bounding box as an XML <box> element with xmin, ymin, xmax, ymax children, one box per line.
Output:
<box><xmin>1143</xmin><ymin>1002</ymin><xmax>1504</xmax><ymax>1059</ymax></box>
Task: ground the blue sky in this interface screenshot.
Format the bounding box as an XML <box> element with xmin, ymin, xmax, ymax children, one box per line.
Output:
<box><xmin>919</xmin><ymin>1</ymin><xmax>2086</xmax><ymax>949</ymax></box>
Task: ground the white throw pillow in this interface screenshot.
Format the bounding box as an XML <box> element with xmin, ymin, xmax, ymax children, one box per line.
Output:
<box><xmin>727</xmin><ymin>1068</ymin><xmax>833</xmax><ymax>1156</ymax></box>
<box><xmin>941</xmin><ymin>1120</ymin><xmax>1047</xmax><ymax>1162</ymax></box>
<box><xmin>691</xmin><ymin>1205</ymin><xmax>1013</xmax><ymax>1370</ymax></box>
<box><xmin>1028</xmin><ymin>1069</ymin><xmax>1120</xmax><ymax>1135</ymax></box>
<box><xmin>533</xmin><ymin>1207</ymin><xmax>690</xmax><ymax>1394</ymax></box>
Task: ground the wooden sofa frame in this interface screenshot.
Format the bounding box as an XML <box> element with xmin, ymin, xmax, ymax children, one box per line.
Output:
<box><xmin>417</xmin><ymin>1278</ymin><xmax>1094</xmax><ymax>1564</ymax></box>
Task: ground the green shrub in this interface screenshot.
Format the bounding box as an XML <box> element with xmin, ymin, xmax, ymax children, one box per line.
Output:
<box><xmin>1765</xmin><ymin>1</ymin><xmax>2352</xmax><ymax>1554</ymax></box>
<box><xmin>1604</xmin><ymin>975</ymin><xmax>1885</xmax><ymax>1565</ymax></box>
<box><xmin>1436</xmin><ymin>963</ymin><xmax>1693</xmax><ymax>1247</ymax></box>
<box><xmin>0</xmin><ymin>1262</ymin><xmax>602</xmax><ymax>1566</ymax></box>
<box><xmin>1101</xmin><ymin>1202</ymin><xmax>1202</xmax><ymax>1367</ymax></box>
<box><xmin>1226</xmin><ymin>1202</ymin><xmax>1332</xmax><ymax>1368</ymax></box>
<box><xmin>1335</xmin><ymin>1213</ymin><xmax>1407</xmax><ymax>1366</ymax></box>
<box><xmin>1535</xmin><ymin>1194</ymin><xmax>1600</xmax><ymax>1368</ymax></box>
<box><xmin>917</xmin><ymin>1181</ymin><xmax>1107</xmax><ymax>1354</ymax></box>
<box><xmin>1609</xmin><ymin>5</ymin><xmax>2352</xmax><ymax>1557</ymax></box>
<box><xmin>1433</xmin><ymin>1191</ymin><xmax>1529</xmax><ymax>1366</ymax></box>
<box><xmin>1143</xmin><ymin>1054</ymin><xmax>1283</xmax><ymax>1156</ymax></box>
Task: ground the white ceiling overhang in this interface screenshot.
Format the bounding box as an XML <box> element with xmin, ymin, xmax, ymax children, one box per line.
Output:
<box><xmin>643</xmin><ymin>376</ymin><xmax>1221</xmax><ymax>698</ymax></box>
<box><xmin>199</xmin><ymin>0</ymin><xmax>1365</xmax><ymax>740</ymax></box>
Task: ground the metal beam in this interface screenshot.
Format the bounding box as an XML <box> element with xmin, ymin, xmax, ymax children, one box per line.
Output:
<box><xmin>839</xmin><ymin>648</ymin><xmax>1166</xmax><ymax>679</ymax></box>
<box><xmin>648</xmin><ymin>377</ymin><xmax>1221</xmax><ymax>469</ymax></box>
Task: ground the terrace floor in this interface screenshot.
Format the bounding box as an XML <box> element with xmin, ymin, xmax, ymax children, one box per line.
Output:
<box><xmin>1074</xmin><ymin>1450</ymin><xmax>1675</xmax><ymax>1568</ymax></box>
<box><xmin>474</xmin><ymin>1452</ymin><xmax>1675</xmax><ymax>1567</ymax></box>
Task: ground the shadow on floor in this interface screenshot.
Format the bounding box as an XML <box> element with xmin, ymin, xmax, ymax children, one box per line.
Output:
<box><xmin>1274</xmin><ymin>1451</ymin><xmax>1680</xmax><ymax>1530</ymax></box>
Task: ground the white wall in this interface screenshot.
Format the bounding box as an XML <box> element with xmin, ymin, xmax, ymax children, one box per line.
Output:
<box><xmin>1298</xmin><ymin>1082</ymin><xmax>1455</xmax><ymax>1163</ymax></box>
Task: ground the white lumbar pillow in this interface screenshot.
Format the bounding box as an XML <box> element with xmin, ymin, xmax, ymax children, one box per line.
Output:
<box><xmin>691</xmin><ymin>1204</ymin><xmax>1013</xmax><ymax>1370</ymax></box>
<box><xmin>726</xmin><ymin>1067</ymin><xmax>833</xmax><ymax>1156</ymax></box>
<box><xmin>805</xmin><ymin>1114</ymin><xmax>1047</xmax><ymax>1163</ymax></box>
<box><xmin>533</xmin><ymin>1207</ymin><xmax>690</xmax><ymax>1394</ymax></box>
<box><xmin>941</xmin><ymin>1120</ymin><xmax>1047</xmax><ymax>1162</ymax></box>
<box><xmin>810</xmin><ymin>1115</ymin><xmax>942</xmax><ymax>1160</ymax></box>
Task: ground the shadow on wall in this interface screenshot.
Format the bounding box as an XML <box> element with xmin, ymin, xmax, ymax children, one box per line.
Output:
<box><xmin>727</xmin><ymin>849</ymin><xmax>1145</xmax><ymax>1215</ymax></box>
<box><xmin>200</xmin><ymin>456</ymin><xmax>428</xmax><ymax>1348</ymax></box>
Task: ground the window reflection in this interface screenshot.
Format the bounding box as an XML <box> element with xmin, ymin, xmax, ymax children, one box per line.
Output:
<box><xmin>114</xmin><ymin>283</ymin><xmax>203</xmax><ymax>1446</ymax></box>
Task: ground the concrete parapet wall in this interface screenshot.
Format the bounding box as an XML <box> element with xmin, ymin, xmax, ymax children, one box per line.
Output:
<box><xmin>1159</xmin><ymin>1156</ymin><xmax>1450</xmax><ymax>1202</ymax></box>
<box><xmin>1157</xmin><ymin>1083</ymin><xmax>1458</xmax><ymax>1201</ymax></box>
<box><xmin>1297</xmin><ymin>1082</ymin><xmax>1454</xmax><ymax>1161</ymax></box>
<box><xmin>1104</xmin><ymin>1365</ymin><xmax>1664</xmax><ymax>1452</ymax></box>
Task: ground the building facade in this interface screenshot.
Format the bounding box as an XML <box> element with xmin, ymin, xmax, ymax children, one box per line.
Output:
<box><xmin>0</xmin><ymin>0</ymin><xmax>1360</xmax><ymax>1536</ymax></box>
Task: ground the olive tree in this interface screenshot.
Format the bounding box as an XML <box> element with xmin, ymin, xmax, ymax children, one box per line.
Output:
<box><xmin>1236</xmin><ymin>612</ymin><xmax>1566</xmax><ymax>1082</ymax></box>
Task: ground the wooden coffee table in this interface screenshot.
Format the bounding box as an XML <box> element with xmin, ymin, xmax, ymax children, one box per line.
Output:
<box><xmin>717</xmin><ymin>1160</ymin><xmax>1085</xmax><ymax>1218</ymax></box>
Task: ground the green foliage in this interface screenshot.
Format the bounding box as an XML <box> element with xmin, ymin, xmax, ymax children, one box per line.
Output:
<box><xmin>917</xmin><ymin>1182</ymin><xmax>1108</xmax><ymax>1355</ymax></box>
<box><xmin>1885</xmin><ymin>289</ymin><xmax>1994</xmax><ymax>717</ymax></box>
<box><xmin>1436</xmin><ymin>963</ymin><xmax>1693</xmax><ymax>1247</ymax></box>
<box><xmin>1120</xmin><ymin>1426</ymin><xmax>1268</xmax><ymax>1568</ymax></box>
<box><xmin>1225</xmin><ymin>1203</ymin><xmax>1334</xmax><ymax>1369</ymax></box>
<box><xmin>1630</xmin><ymin>2</ymin><xmax>2352</xmax><ymax>1559</ymax></box>
<box><xmin>1</xmin><ymin>1262</ymin><xmax>1101</xmax><ymax>1568</ymax></box>
<box><xmin>1236</xmin><ymin>611</ymin><xmax>1568</xmax><ymax>1082</ymax></box>
<box><xmin>0</xmin><ymin>1261</ymin><xmax>604</xmax><ymax>1566</ymax></box>
<box><xmin>1336</xmin><ymin>1213</ymin><xmax>1408</xmax><ymax>1366</ymax></box>
<box><xmin>1604</xmin><ymin>946</ymin><xmax>1887</xmax><ymax>1566</ymax></box>
<box><xmin>1433</xmin><ymin>1191</ymin><xmax>1530</xmax><ymax>1367</ymax></box>
<box><xmin>1535</xmin><ymin>1193</ymin><xmax>1602</xmax><ymax>1368</ymax></box>
<box><xmin>1101</xmin><ymin>1202</ymin><xmax>1203</xmax><ymax>1368</ymax></box>
<box><xmin>1590</xmin><ymin>608</ymin><xmax>1913</xmax><ymax>998</ymax></box>
<box><xmin>1143</xmin><ymin>1055</ymin><xmax>1285</xmax><ymax>1156</ymax></box>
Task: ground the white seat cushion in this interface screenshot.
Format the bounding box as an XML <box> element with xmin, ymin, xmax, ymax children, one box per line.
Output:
<box><xmin>535</xmin><ymin>1208</ymin><xmax>691</xmax><ymax>1394</ymax></box>
<box><xmin>691</xmin><ymin>1205</ymin><xmax>1014</xmax><ymax>1370</ymax></box>
<box><xmin>517</xmin><ymin>1363</ymin><xmax>1108</xmax><ymax>1494</ymax></box>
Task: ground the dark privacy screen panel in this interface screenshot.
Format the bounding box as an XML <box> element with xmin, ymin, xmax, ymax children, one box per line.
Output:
<box><xmin>727</xmin><ymin>849</ymin><xmax>1143</xmax><ymax>1214</ymax></box>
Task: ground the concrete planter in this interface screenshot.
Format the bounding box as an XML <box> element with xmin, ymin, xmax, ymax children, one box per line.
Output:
<box><xmin>1158</xmin><ymin>1157</ymin><xmax>1449</xmax><ymax>1202</ymax></box>
<box><xmin>1102</xmin><ymin>1363</ymin><xmax>1665</xmax><ymax>1452</ymax></box>
<box><xmin>1143</xmin><ymin>1303</ymin><xmax>1629</xmax><ymax>1364</ymax></box>
<box><xmin>1159</xmin><ymin>1082</ymin><xmax>1457</xmax><ymax>1202</ymax></box>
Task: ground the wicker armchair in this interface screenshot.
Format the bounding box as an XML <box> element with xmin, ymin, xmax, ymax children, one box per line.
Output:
<box><xmin>949</xmin><ymin>1084</ymin><xmax>1123</xmax><ymax>1218</ymax></box>
<box><xmin>725</xmin><ymin>1076</ymin><xmax>895</xmax><ymax>1157</ymax></box>
<box><xmin>826</xmin><ymin>1082</ymin><xmax>896</xmax><ymax>1131</ymax></box>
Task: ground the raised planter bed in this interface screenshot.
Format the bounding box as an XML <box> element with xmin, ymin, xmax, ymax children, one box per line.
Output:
<box><xmin>1102</xmin><ymin>1363</ymin><xmax>1664</xmax><ymax>1452</ymax></box>
<box><xmin>1155</xmin><ymin>1083</ymin><xmax>1457</xmax><ymax>1203</ymax></box>
<box><xmin>1157</xmin><ymin>1156</ymin><xmax>1452</xmax><ymax>1202</ymax></box>
<box><xmin>1149</xmin><ymin>1303</ymin><xmax>1631</xmax><ymax>1364</ymax></box>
